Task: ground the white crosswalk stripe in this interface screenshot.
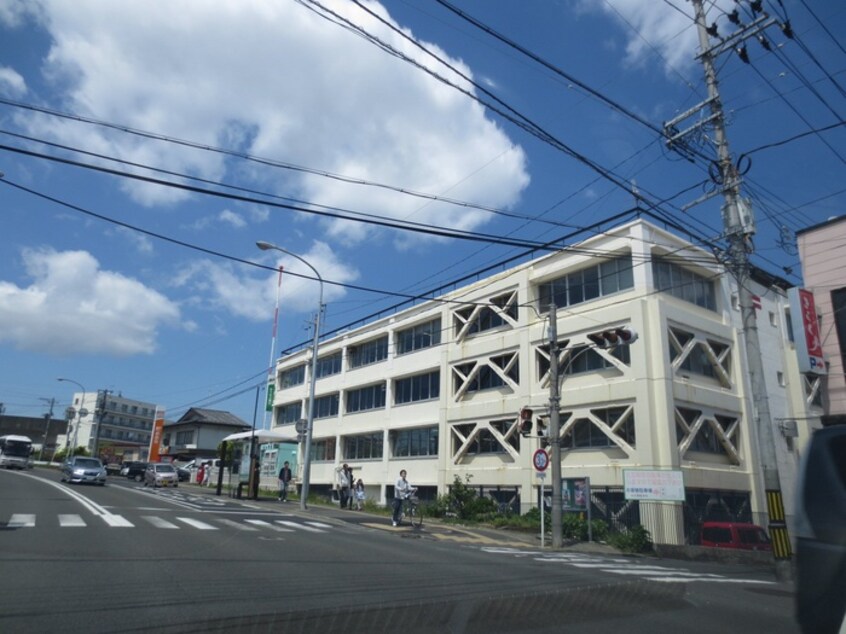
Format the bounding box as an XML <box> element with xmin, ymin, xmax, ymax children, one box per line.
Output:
<box><xmin>246</xmin><ymin>519</ymin><xmax>294</xmax><ymax>532</ymax></box>
<box><xmin>59</xmin><ymin>514</ymin><xmax>86</xmax><ymax>527</ymax></box>
<box><xmin>482</xmin><ymin>547</ymin><xmax>775</xmax><ymax>585</ymax></box>
<box><xmin>143</xmin><ymin>516</ymin><xmax>180</xmax><ymax>529</ymax></box>
<box><xmin>175</xmin><ymin>517</ymin><xmax>217</xmax><ymax>530</ymax></box>
<box><xmin>8</xmin><ymin>514</ymin><xmax>35</xmax><ymax>528</ymax></box>
<box><xmin>3</xmin><ymin>513</ymin><xmax>335</xmax><ymax>534</ymax></box>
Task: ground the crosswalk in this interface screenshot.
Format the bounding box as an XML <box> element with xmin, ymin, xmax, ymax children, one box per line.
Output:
<box><xmin>3</xmin><ymin>512</ymin><xmax>335</xmax><ymax>533</ymax></box>
<box><xmin>480</xmin><ymin>547</ymin><xmax>775</xmax><ymax>585</ymax></box>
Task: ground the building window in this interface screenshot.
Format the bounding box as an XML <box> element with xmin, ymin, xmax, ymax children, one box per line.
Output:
<box><xmin>454</xmin><ymin>291</ymin><xmax>518</xmax><ymax>338</ymax></box>
<box><xmin>777</xmin><ymin>371</ymin><xmax>786</xmax><ymax>387</ymax></box>
<box><xmin>278</xmin><ymin>401</ymin><xmax>301</xmax><ymax>424</ymax></box>
<box><xmin>652</xmin><ymin>256</ymin><xmax>717</xmax><ymax>311</ymax></box>
<box><xmin>392</xmin><ymin>426</ymin><xmax>438</xmax><ymax>457</ymax></box>
<box><xmin>561</xmin><ymin>406</ymin><xmax>635</xmax><ymax>449</ymax></box>
<box><xmin>344</xmin><ymin>432</ymin><xmax>383</xmax><ymax>460</ymax></box>
<box><xmin>346</xmin><ymin>383</ymin><xmax>386</xmax><ymax>413</ymax></box>
<box><xmin>396</xmin><ymin>318</ymin><xmax>442</xmax><ymax>355</ymax></box>
<box><xmin>668</xmin><ymin>327</ymin><xmax>732</xmax><ymax>386</ymax></box>
<box><xmin>538</xmin><ymin>343</ymin><xmax>630</xmax><ymax>378</ymax></box>
<box><xmin>315</xmin><ymin>352</ymin><xmax>342</xmax><ymax>379</ymax></box>
<box><xmin>348</xmin><ymin>336</ymin><xmax>388</xmax><ymax>369</ymax></box>
<box><xmin>314</xmin><ymin>393</ymin><xmax>339</xmax><ymax>419</ymax></box>
<box><xmin>175</xmin><ymin>430</ymin><xmax>194</xmax><ymax>445</ymax></box>
<box><xmin>538</xmin><ymin>254</ymin><xmax>634</xmax><ymax>313</ymax></box>
<box><xmin>395</xmin><ymin>370</ymin><xmax>440</xmax><ymax>404</ymax></box>
<box><xmin>279</xmin><ymin>365</ymin><xmax>305</xmax><ymax>388</ymax></box>
<box><xmin>310</xmin><ymin>439</ymin><xmax>336</xmax><ymax>462</ymax></box>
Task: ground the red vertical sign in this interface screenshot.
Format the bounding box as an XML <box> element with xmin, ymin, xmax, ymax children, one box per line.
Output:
<box><xmin>148</xmin><ymin>409</ymin><xmax>165</xmax><ymax>462</ymax></box>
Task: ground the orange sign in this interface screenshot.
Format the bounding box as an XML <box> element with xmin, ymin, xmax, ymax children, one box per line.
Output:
<box><xmin>148</xmin><ymin>409</ymin><xmax>165</xmax><ymax>462</ymax></box>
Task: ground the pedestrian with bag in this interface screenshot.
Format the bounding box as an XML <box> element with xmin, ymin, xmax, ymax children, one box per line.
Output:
<box><xmin>278</xmin><ymin>461</ymin><xmax>292</xmax><ymax>502</ymax></box>
<box><xmin>335</xmin><ymin>463</ymin><xmax>352</xmax><ymax>509</ymax></box>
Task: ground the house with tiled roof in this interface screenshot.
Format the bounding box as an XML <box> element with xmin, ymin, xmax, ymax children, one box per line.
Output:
<box><xmin>160</xmin><ymin>407</ymin><xmax>250</xmax><ymax>462</ymax></box>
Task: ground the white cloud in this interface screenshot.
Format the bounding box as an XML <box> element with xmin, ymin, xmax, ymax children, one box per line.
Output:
<box><xmin>578</xmin><ymin>0</ymin><xmax>727</xmax><ymax>74</ymax></box>
<box><xmin>174</xmin><ymin>241</ymin><xmax>358</xmax><ymax>322</ymax></box>
<box><xmin>114</xmin><ymin>226</ymin><xmax>154</xmax><ymax>254</ymax></box>
<box><xmin>0</xmin><ymin>248</ymin><xmax>182</xmax><ymax>355</ymax></box>
<box><xmin>14</xmin><ymin>0</ymin><xmax>529</xmax><ymax>242</ymax></box>
<box><xmin>219</xmin><ymin>209</ymin><xmax>246</xmax><ymax>228</ymax></box>
<box><xmin>0</xmin><ymin>65</ymin><xmax>26</xmax><ymax>96</ymax></box>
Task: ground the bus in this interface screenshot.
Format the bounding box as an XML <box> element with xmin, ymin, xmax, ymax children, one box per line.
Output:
<box><xmin>0</xmin><ymin>435</ymin><xmax>34</xmax><ymax>469</ymax></box>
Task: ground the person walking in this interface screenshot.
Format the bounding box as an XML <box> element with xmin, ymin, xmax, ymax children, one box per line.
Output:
<box><xmin>392</xmin><ymin>469</ymin><xmax>416</xmax><ymax>527</ymax></box>
<box><xmin>202</xmin><ymin>461</ymin><xmax>212</xmax><ymax>487</ymax></box>
<box><xmin>278</xmin><ymin>461</ymin><xmax>292</xmax><ymax>502</ymax></box>
<box><xmin>353</xmin><ymin>478</ymin><xmax>365</xmax><ymax>511</ymax></box>
<box><xmin>336</xmin><ymin>463</ymin><xmax>352</xmax><ymax>509</ymax></box>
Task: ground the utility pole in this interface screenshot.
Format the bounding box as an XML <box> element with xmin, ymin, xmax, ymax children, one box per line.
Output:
<box><xmin>38</xmin><ymin>397</ymin><xmax>56</xmax><ymax>462</ymax></box>
<box><xmin>667</xmin><ymin>0</ymin><xmax>792</xmax><ymax>578</ymax></box>
<box><xmin>92</xmin><ymin>389</ymin><xmax>110</xmax><ymax>459</ymax></box>
<box><xmin>548</xmin><ymin>304</ymin><xmax>563</xmax><ymax>548</ymax></box>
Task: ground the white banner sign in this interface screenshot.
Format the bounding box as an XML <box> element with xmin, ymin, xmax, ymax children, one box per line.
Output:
<box><xmin>623</xmin><ymin>469</ymin><xmax>685</xmax><ymax>501</ymax></box>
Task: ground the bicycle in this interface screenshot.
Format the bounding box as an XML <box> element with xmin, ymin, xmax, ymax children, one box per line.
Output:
<box><xmin>398</xmin><ymin>494</ymin><xmax>423</xmax><ymax>528</ymax></box>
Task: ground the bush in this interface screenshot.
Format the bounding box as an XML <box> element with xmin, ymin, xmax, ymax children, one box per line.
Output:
<box><xmin>561</xmin><ymin>513</ymin><xmax>608</xmax><ymax>542</ymax></box>
<box><xmin>429</xmin><ymin>475</ymin><xmax>499</xmax><ymax>522</ymax></box>
<box><xmin>608</xmin><ymin>524</ymin><xmax>653</xmax><ymax>553</ymax></box>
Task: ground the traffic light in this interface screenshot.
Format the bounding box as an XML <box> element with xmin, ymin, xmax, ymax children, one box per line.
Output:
<box><xmin>587</xmin><ymin>326</ymin><xmax>638</xmax><ymax>349</ymax></box>
<box><xmin>519</xmin><ymin>407</ymin><xmax>534</xmax><ymax>436</ymax></box>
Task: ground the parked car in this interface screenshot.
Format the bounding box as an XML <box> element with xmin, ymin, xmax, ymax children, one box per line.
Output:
<box><xmin>699</xmin><ymin>521</ymin><xmax>771</xmax><ymax>551</ymax></box>
<box><xmin>120</xmin><ymin>461</ymin><xmax>148</xmax><ymax>482</ymax></box>
<box><xmin>144</xmin><ymin>462</ymin><xmax>179</xmax><ymax>488</ymax></box>
<box><xmin>176</xmin><ymin>465</ymin><xmax>190</xmax><ymax>482</ymax></box>
<box><xmin>795</xmin><ymin>425</ymin><xmax>846</xmax><ymax>634</ymax></box>
<box><xmin>61</xmin><ymin>456</ymin><xmax>107</xmax><ymax>486</ymax></box>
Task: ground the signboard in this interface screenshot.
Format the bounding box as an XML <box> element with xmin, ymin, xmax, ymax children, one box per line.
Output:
<box><xmin>561</xmin><ymin>477</ymin><xmax>589</xmax><ymax>511</ymax></box>
<box><xmin>148</xmin><ymin>408</ymin><xmax>165</xmax><ymax>463</ymax></box>
<box><xmin>295</xmin><ymin>419</ymin><xmax>308</xmax><ymax>433</ymax></box>
<box><xmin>532</xmin><ymin>448</ymin><xmax>549</xmax><ymax>472</ymax></box>
<box><xmin>265</xmin><ymin>382</ymin><xmax>275</xmax><ymax>412</ymax></box>
<box><xmin>788</xmin><ymin>287</ymin><xmax>826</xmax><ymax>375</ymax></box>
<box><xmin>623</xmin><ymin>469</ymin><xmax>685</xmax><ymax>501</ymax></box>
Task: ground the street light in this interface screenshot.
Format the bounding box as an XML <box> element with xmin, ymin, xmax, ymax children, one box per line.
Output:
<box><xmin>57</xmin><ymin>378</ymin><xmax>87</xmax><ymax>459</ymax></box>
<box><xmin>256</xmin><ymin>240</ymin><xmax>324</xmax><ymax>511</ymax></box>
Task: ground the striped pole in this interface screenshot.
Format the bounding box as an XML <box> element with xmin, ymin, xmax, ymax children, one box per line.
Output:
<box><xmin>261</xmin><ymin>266</ymin><xmax>284</xmax><ymax>431</ymax></box>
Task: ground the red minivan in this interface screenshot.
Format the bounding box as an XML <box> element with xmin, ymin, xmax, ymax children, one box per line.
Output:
<box><xmin>700</xmin><ymin>521</ymin><xmax>772</xmax><ymax>551</ymax></box>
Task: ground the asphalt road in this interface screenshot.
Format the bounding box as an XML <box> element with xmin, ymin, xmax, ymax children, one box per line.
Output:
<box><xmin>0</xmin><ymin>468</ymin><xmax>799</xmax><ymax>633</ymax></box>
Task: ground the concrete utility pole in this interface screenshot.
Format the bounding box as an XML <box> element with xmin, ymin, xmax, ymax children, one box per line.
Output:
<box><xmin>673</xmin><ymin>0</ymin><xmax>792</xmax><ymax>577</ymax></box>
<box><xmin>548</xmin><ymin>304</ymin><xmax>563</xmax><ymax>548</ymax></box>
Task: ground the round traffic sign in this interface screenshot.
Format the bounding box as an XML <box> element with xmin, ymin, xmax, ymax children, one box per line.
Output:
<box><xmin>533</xmin><ymin>448</ymin><xmax>549</xmax><ymax>472</ymax></box>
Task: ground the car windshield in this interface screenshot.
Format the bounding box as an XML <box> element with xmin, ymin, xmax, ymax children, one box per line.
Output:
<box><xmin>155</xmin><ymin>464</ymin><xmax>175</xmax><ymax>473</ymax></box>
<box><xmin>74</xmin><ymin>459</ymin><xmax>101</xmax><ymax>468</ymax></box>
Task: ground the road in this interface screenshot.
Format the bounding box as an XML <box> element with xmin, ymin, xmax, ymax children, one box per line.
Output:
<box><xmin>0</xmin><ymin>468</ymin><xmax>798</xmax><ymax>633</ymax></box>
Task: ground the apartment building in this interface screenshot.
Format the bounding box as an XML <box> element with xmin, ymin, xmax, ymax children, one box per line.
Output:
<box><xmin>269</xmin><ymin>219</ymin><xmax>821</xmax><ymax>544</ymax></box>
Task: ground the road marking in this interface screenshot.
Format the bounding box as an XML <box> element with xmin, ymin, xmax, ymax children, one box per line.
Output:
<box><xmin>246</xmin><ymin>519</ymin><xmax>294</xmax><ymax>532</ymax></box>
<box><xmin>277</xmin><ymin>520</ymin><xmax>325</xmax><ymax>533</ymax></box>
<box><xmin>484</xmin><ymin>547</ymin><xmax>775</xmax><ymax>585</ymax></box>
<box><xmin>176</xmin><ymin>517</ymin><xmax>217</xmax><ymax>530</ymax></box>
<box><xmin>59</xmin><ymin>514</ymin><xmax>86</xmax><ymax>527</ymax></box>
<box><xmin>305</xmin><ymin>521</ymin><xmax>333</xmax><ymax>529</ymax></box>
<box><xmin>101</xmin><ymin>514</ymin><xmax>134</xmax><ymax>527</ymax></box>
<box><xmin>143</xmin><ymin>516</ymin><xmax>180</xmax><ymax>529</ymax></box>
<box><xmin>8</xmin><ymin>514</ymin><xmax>35</xmax><ymax>528</ymax></box>
<box><xmin>216</xmin><ymin>518</ymin><xmax>259</xmax><ymax>531</ymax></box>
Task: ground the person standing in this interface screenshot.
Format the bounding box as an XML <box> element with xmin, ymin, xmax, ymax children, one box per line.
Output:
<box><xmin>392</xmin><ymin>469</ymin><xmax>416</xmax><ymax>527</ymax></box>
<box><xmin>278</xmin><ymin>461</ymin><xmax>292</xmax><ymax>502</ymax></box>
<box><xmin>336</xmin><ymin>463</ymin><xmax>352</xmax><ymax>509</ymax></box>
<box><xmin>354</xmin><ymin>478</ymin><xmax>365</xmax><ymax>511</ymax></box>
<box><xmin>202</xmin><ymin>461</ymin><xmax>212</xmax><ymax>487</ymax></box>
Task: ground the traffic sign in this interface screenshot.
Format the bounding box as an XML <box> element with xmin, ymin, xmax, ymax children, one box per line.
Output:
<box><xmin>533</xmin><ymin>448</ymin><xmax>549</xmax><ymax>472</ymax></box>
<box><xmin>295</xmin><ymin>419</ymin><xmax>308</xmax><ymax>433</ymax></box>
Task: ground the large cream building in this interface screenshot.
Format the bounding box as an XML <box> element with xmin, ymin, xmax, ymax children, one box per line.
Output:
<box><xmin>268</xmin><ymin>219</ymin><xmax>821</xmax><ymax>544</ymax></box>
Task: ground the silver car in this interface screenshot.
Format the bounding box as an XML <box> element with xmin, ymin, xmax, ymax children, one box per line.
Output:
<box><xmin>61</xmin><ymin>456</ymin><xmax>107</xmax><ymax>486</ymax></box>
<box><xmin>144</xmin><ymin>462</ymin><xmax>179</xmax><ymax>488</ymax></box>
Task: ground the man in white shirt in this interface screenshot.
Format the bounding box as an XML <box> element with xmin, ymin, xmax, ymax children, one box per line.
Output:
<box><xmin>392</xmin><ymin>469</ymin><xmax>416</xmax><ymax>527</ymax></box>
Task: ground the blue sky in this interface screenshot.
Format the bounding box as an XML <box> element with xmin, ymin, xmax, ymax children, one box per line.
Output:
<box><xmin>1</xmin><ymin>0</ymin><xmax>844</xmax><ymax>424</ymax></box>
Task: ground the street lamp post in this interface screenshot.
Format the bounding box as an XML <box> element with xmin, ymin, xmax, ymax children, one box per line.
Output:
<box><xmin>256</xmin><ymin>241</ymin><xmax>324</xmax><ymax>511</ymax></box>
<box><xmin>58</xmin><ymin>378</ymin><xmax>87</xmax><ymax>458</ymax></box>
